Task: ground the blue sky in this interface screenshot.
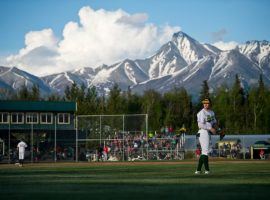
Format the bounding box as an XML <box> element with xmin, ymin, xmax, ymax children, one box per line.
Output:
<box><xmin>0</xmin><ymin>0</ymin><xmax>269</xmax><ymax>75</ymax></box>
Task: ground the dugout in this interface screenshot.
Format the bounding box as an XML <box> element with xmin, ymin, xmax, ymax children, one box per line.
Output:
<box><xmin>0</xmin><ymin>100</ymin><xmax>77</xmax><ymax>163</ymax></box>
<box><xmin>216</xmin><ymin>140</ymin><xmax>239</xmax><ymax>158</ymax></box>
<box><xmin>250</xmin><ymin>141</ymin><xmax>270</xmax><ymax>159</ymax></box>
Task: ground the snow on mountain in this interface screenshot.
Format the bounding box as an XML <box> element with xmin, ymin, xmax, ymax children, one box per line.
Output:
<box><xmin>91</xmin><ymin>59</ymin><xmax>149</xmax><ymax>94</ymax></box>
<box><xmin>42</xmin><ymin>67</ymin><xmax>97</xmax><ymax>93</ymax></box>
<box><xmin>135</xmin><ymin>41</ymin><xmax>188</xmax><ymax>79</ymax></box>
<box><xmin>0</xmin><ymin>80</ymin><xmax>13</xmax><ymax>91</ymax></box>
<box><xmin>0</xmin><ymin>66</ymin><xmax>10</xmax><ymax>74</ymax></box>
<box><xmin>0</xmin><ymin>66</ymin><xmax>51</xmax><ymax>95</ymax></box>
<box><xmin>1</xmin><ymin>31</ymin><xmax>270</xmax><ymax>98</ymax></box>
<box><xmin>239</xmin><ymin>40</ymin><xmax>270</xmax><ymax>78</ymax></box>
<box><xmin>171</xmin><ymin>31</ymin><xmax>214</xmax><ymax>64</ymax></box>
<box><xmin>239</xmin><ymin>40</ymin><xmax>270</xmax><ymax>63</ymax></box>
<box><xmin>134</xmin><ymin>31</ymin><xmax>214</xmax><ymax>79</ymax></box>
<box><xmin>42</xmin><ymin>72</ymin><xmax>86</xmax><ymax>94</ymax></box>
<box><xmin>203</xmin><ymin>43</ymin><xmax>222</xmax><ymax>55</ymax></box>
<box><xmin>131</xmin><ymin>34</ymin><xmax>270</xmax><ymax>95</ymax></box>
<box><xmin>132</xmin><ymin>47</ymin><xmax>269</xmax><ymax>96</ymax></box>
<box><xmin>209</xmin><ymin>49</ymin><xmax>267</xmax><ymax>88</ymax></box>
<box><xmin>132</xmin><ymin>56</ymin><xmax>215</xmax><ymax>95</ymax></box>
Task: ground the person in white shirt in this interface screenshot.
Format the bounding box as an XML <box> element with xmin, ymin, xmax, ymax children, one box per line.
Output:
<box><xmin>195</xmin><ymin>98</ymin><xmax>217</xmax><ymax>174</ymax></box>
<box><xmin>17</xmin><ymin>139</ymin><xmax>28</xmax><ymax>167</ymax></box>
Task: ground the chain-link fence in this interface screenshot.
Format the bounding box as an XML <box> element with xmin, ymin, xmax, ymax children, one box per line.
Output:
<box><xmin>76</xmin><ymin>114</ymin><xmax>188</xmax><ymax>161</ymax></box>
<box><xmin>1</xmin><ymin>112</ymin><xmax>269</xmax><ymax>163</ymax></box>
<box><xmin>77</xmin><ymin>136</ymin><xmax>185</xmax><ymax>162</ymax></box>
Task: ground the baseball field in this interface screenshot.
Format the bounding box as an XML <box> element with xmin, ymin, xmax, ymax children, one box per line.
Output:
<box><xmin>0</xmin><ymin>160</ymin><xmax>270</xmax><ymax>200</ymax></box>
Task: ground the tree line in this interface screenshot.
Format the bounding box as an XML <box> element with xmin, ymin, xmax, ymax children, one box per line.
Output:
<box><xmin>1</xmin><ymin>74</ymin><xmax>270</xmax><ymax>134</ymax></box>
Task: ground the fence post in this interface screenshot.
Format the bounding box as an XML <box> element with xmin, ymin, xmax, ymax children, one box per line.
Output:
<box><xmin>54</xmin><ymin>115</ymin><xmax>57</xmax><ymax>162</ymax></box>
<box><xmin>31</xmin><ymin>117</ymin><xmax>33</xmax><ymax>163</ymax></box>
<box><xmin>8</xmin><ymin>115</ymin><xmax>10</xmax><ymax>164</ymax></box>
<box><xmin>76</xmin><ymin>116</ymin><xmax>78</xmax><ymax>162</ymax></box>
<box><xmin>243</xmin><ymin>136</ymin><xmax>246</xmax><ymax>160</ymax></box>
<box><xmin>99</xmin><ymin>115</ymin><xmax>102</xmax><ymax>145</ymax></box>
<box><xmin>122</xmin><ymin>115</ymin><xmax>125</xmax><ymax>161</ymax></box>
<box><xmin>146</xmin><ymin>114</ymin><xmax>148</xmax><ymax>160</ymax></box>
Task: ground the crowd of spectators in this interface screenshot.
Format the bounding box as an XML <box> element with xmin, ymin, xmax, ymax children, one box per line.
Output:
<box><xmin>216</xmin><ymin>141</ymin><xmax>242</xmax><ymax>158</ymax></box>
<box><xmin>85</xmin><ymin>126</ymin><xmax>186</xmax><ymax>161</ymax></box>
<box><xmin>194</xmin><ymin>140</ymin><xmax>243</xmax><ymax>159</ymax></box>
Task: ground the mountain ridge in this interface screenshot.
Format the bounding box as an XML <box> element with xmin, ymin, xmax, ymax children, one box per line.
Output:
<box><xmin>1</xmin><ymin>31</ymin><xmax>270</xmax><ymax>97</ymax></box>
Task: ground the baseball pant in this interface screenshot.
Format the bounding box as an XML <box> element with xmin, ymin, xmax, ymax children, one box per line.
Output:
<box><xmin>198</xmin><ymin>129</ymin><xmax>210</xmax><ymax>155</ymax></box>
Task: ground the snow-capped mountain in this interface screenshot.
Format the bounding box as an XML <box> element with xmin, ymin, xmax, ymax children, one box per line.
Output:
<box><xmin>1</xmin><ymin>31</ymin><xmax>270</xmax><ymax>97</ymax></box>
<box><xmin>0</xmin><ymin>66</ymin><xmax>51</xmax><ymax>95</ymax></box>
<box><xmin>239</xmin><ymin>40</ymin><xmax>270</xmax><ymax>77</ymax></box>
<box><xmin>42</xmin><ymin>67</ymin><xmax>96</xmax><ymax>93</ymax></box>
<box><xmin>203</xmin><ymin>43</ymin><xmax>222</xmax><ymax>55</ymax></box>
<box><xmin>135</xmin><ymin>41</ymin><xmax>188</xmax><ymax>79</ymax></box>
<box><xmin>132</xmin><ymin>48</ymin><xmax>270</xmax><ymax>95</ymax></box>
<box><xmin>171</xmin><ymin>32</ymin><xmax>214</xmax><ymax>64</ymax></box>
<box><xmin>132</xmin><ymin>56</ymin><xmax>215</xmax><ymax>95</ymax></box>
<box><xmin>90</xmin><ymin>59</ymin><xmax>149</xmax><ymax>94</ymax></box>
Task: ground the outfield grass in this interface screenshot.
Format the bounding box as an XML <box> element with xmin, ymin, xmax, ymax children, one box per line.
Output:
<box><xmin>0</xmin><ymin>160</ymin><xmax>270</xmax><ymax>200</ymax></box>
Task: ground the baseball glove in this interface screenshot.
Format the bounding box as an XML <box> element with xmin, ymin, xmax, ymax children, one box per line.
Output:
<box><xmin>213</xmin><ymin>124</ymin><xmax>226</xmax><ymax>140</ymax></box>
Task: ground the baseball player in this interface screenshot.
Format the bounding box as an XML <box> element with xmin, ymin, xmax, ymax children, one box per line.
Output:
<box><xmin>195</xmin><ymin>98</ymin><xmax>216</xmax><ymax>174</ymax></box>
<box><xmin>17</xmin><ymin>139</ymin><xmax>28</xmax><ymax>167</ymax></box>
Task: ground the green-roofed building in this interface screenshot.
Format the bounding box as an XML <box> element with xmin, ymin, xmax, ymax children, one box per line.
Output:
<box><xmin>0</xmin><ymin>100</ymin><xmax>77</xmax><ymax>163</ymax></box>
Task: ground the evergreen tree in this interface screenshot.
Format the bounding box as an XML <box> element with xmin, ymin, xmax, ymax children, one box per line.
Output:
<box><xmin>199</xmin><ymin>80</ymin><xmax>210</xmax><ymax>102</ymax></box>
<box><xmin>179</xmin><ymin>88</ymin><xmax>193</xmax><ymax>131</ymax></box>
<box><xmin>249</xmin><ymin>75</ymin><xmax>267</xmax><ymax>133</ymax></box>
<box><xmin>70</xmin><ymin>83</ymin><xmax>80</xmax><ymax>101</ymax></box>
<box><xmin>64</xmin><ymin>85</ymin><xmax>71</xmax><ymax>101</ymax></box>
<box><xmin>78</xmin><ymin>84</ymin><xmax>86</xmax><ymax>102</ymax></box>
<box><xmin>105</xmin><ymin>84</ymin><xmax>127</xmax><ymax>132</ymax></box>
<box><xmin>76</xmin><ymin>84</ymin><xmax>86</xmax><ymax>114</ymax></box>
<box><xmin>0</xmin><ymin>88</ymin><xmax>14</xmax><ymax>100</ymax></box>
<box><xmin>230</xmin><ymin>74</ymin><xmax>246</xmax><ymax>133</ymax></box>
<box><xmin>125</xmin><ymin>86</ymin><xmax>142</xmax><ymax>114</ymax></box>
<box><xmin>163</xmin><ymin>87</ymin><xmax>192</xmax><ymax>131</ymax></box>
<box><xmin>122</xmin><ymin>86</ymin><xmax>144</xmax><ymax>131</ymax></box>
<box><xmin>17</xmin><ymin>85</ymin><xmax>30</xmax><ymax>100</ymax></box>
<box><xmin>82</xmin><ymin>86</ymin><xmax>98</xmax><ymax>114</ymax></box>
<box><xmin>107</xmin><ymin>84</ymin><xmax>126</xmax><ymax>114</ymax></box>
<box><xmin>97</xmin><ymin>93</ymin><xmax>106</xmax><ymax>114</ymax></box>
<box><xmin>30</xmin><ymin>84</ymin><xmax>40</xmax><ymax>100</ymax></box>
<box><xmin>264</xmin><ymin>88</ymin><xmax>270</xmax><ymax>132</ymax></box>
<box><xmin>142</xmin><ymin>89</ymin><xmax>163</xmax><ymax>131</ymax></box>
<box><xmin>47</xmin><ymin>93</ymin><xmax>62</xmax><ymax>101</ymax></box>
<box><xmin>212</xmin><ymin>85</ymin><xmax>230</xmax><ymax>132</ymax></box>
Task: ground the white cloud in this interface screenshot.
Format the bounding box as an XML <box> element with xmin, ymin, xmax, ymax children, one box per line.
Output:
<box><xmin>212</xmin><ymin>41</ymin><xmax>239</xmax><ymax>51</ymax></box>
<box><xmin>1</xmin><ymin>6</ymin><xmax>180</xmax><ymax>76</ymax></box>
<box><xmin>4</xmin><ymin>28</ymin><xmax>62</xmax><ymax>75</ymax></box>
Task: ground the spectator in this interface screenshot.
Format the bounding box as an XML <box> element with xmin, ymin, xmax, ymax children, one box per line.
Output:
<box><xmin>259</xmin><ymin>149</ymin><xmax>265</xmax><ymax>160</ymax></box>
<box><xmin>97</xmin><ymin>145</ymin><xmax>103</xmax><ymax>161</ymax></box>
<box><xmin>103</xmin><ymin>145</ymin><xmax>109</xmax><ymax>161</ymax></box>
<box><xmin>195</xmin><ymin>145</ymin><xmax>201</xmax><ymax>159</ymax></box>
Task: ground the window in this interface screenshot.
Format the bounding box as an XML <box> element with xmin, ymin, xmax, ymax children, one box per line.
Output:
<box><xmin>40</xmin><ymin>113</ymin><xmax>53</xmax><ymax>124</ymax></box>
<box><xmin>26</xmin><ymin>113</ymin><xmax>39</xmax><ymax>124</ymax></box>
<box><xmin>58</xmin><ymin>113</ymin><xmax>70</xmax><ymax>124</ymax></box>
<box><xmin>11</xmin><ymin>113</ymin><xmax>24</xmax><ymax>124</ymax></box>
<box><xmin>0</xmin><ymin>112</ymin><xmax>9</xmax><ymax>123</ymax></box>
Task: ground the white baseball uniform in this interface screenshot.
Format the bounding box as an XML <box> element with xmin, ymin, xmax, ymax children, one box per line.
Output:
<box><xmin>17</xmin><ymin>141</ymin><xmax>27</xmax><ymax>160</ymax></box>
<box><xmin>197</xmin><ymin>108</ymin><xmax>216</xmax><ymax>155</ymax></box>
